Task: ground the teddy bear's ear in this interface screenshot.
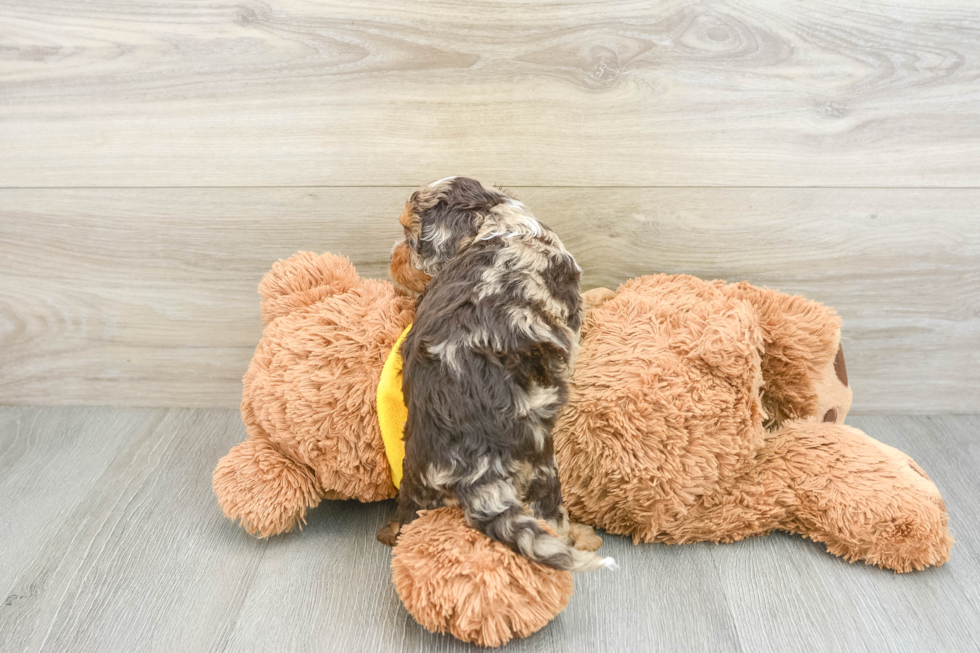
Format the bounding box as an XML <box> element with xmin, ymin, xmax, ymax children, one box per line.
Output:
<box><xmin>258</xmin><ymin>252</ymin><xmax>361</xmax><ymax>324</ymax></box>
<box><xmin>582</xmin><ymin>287</ymin><xmax>617</xmax><ymax>312</ymax></box>
<box><xmin>722</xmin><ymin>282</ymin><xmax>843</xmax><ymax>426</ymax></box>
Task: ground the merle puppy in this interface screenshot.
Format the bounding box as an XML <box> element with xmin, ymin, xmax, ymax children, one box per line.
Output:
<box><xmin>379</xmin><ymin>177</ymin><xmax>615</xmax><ymax>573</ymax></box>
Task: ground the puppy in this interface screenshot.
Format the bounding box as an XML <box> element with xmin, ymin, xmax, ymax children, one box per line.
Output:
<box><xmin>379</xmin><ymin>177</ymin><xmax>614</xmax><ymax>572</ymax></box>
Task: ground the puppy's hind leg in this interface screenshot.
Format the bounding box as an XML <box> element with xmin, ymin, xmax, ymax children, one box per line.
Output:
<box><xmin>568</xmin><ymin>521</ymin><xmax>603</xmax><ymax>552</ymax></box>
<box><xmin>376</xmin><ymin>471</ymin><xmax>428</xmax><ymax>547</ymax></box>
<box><xmin>524</xmin><ymin>460</ymin><xmax>567</xmax><ymax>533</ymax></box>
<box><xmin>527</xmin><ymin>460</ymin><xmax>603</xmax><ymax>552</ymax></box>
<box><xmin>375</xmin><ymin>518</ymin><xmax>403</xmax><ymax>547</ymax></box>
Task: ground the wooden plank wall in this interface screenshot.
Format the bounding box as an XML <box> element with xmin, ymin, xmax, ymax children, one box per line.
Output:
<box><xmin>1</xmin><ymin>0</ymin><xmax>978</xmax><ymax>412</ymax></box>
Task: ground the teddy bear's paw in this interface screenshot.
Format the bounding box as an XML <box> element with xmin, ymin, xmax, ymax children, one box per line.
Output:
<box><xmin>876</xmin><ymin>518</ymin><xmax>954</xmax><ymax>573</ymax></box>
<box><xmin>824</xmin><ymin>445</ymin><xmax>952</xmax><ymax>571</ymax></box>
<box><xmin>829</xmin><ymin>499</ymin><xmax>954</xmax><ymax>574</ymax></box>
<box><xmin>865</xmin><ymin>453</ymin><xmax>954</xmax><ymax>572</ymax></box>
<box><xmin>212</xmin><ymin>438</ymin><xmax>321</xmax><ymax>538</ymax></box>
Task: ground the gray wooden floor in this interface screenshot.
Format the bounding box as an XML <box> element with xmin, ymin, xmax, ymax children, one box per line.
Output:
<box><xmin>0</xmin><ymin>409</ymin><xmax>977</xmax><ymax>652</ymax></box>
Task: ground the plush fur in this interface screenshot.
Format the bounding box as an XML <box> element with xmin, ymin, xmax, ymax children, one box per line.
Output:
<box><xmin>214</xmin><ymin>251</ymin><xmax>953</xmax><ymax>646</ymax></box>
<box><xmin>556</xmin><ymin>275</ymin><xmax>952</xmax><ymax>572</ymax></box>
<box><xmin>214</xmin><ymin>253</ymin><xmax>413</xmax><ymax>536</ymax></box>
<box><xmin>380</xmin><ymin>177</ymin><xmax>611</xmax><ymax>573</ymax></box>
<box><xmin>392</xmin><ymin>508</ymin><xmax>575</xmax><ymax>647</ymax></box>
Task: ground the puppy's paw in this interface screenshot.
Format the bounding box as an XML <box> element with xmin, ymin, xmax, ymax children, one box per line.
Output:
<box><xmin>569</xmin><ymin>522</ymin><xmax>602</xmax><ymax>552</ymax></box>
<box><xmin>376</xmin><ymin>519</ymin><xmax>401</xmax><ymax>547</ymax></box>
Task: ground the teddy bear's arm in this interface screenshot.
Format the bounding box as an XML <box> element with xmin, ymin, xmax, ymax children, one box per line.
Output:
<box><xmin>762</xmin><ymin>421</ymin><xmax>952</xmax><ymax>572</ymax></box>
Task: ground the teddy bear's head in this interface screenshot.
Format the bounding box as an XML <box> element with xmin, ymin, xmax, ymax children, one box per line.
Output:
<box><xmin>237</xmin><ymin>253</ymin><xmax>415</xmax><ymax>516</ymax></box>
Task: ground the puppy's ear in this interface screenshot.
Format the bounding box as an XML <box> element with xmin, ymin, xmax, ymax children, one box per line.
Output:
<box><xmin>415</xmin><ymin>177</ymin><xmax>500</xmax><ymax>273</ymax></box>
<box><xmin>415</xmin><ymin>202</ymin><xmax>481</xmax><ymax>267</ymax></box>
<box><xmin>390</xmin><ymin>240</ymin><xmax>431</xmax><ymax>294</ymax></box>
<box><xmin>399</xmin><ymin>197</ymin><xmax>422</xmax><ymax>246</ymax></box>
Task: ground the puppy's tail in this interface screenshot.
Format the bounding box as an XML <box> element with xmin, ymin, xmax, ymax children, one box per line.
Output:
<box><xmin>459</xmin><ymin>481</ymin><xmax>617</xmax><ymax>573</ymax></box>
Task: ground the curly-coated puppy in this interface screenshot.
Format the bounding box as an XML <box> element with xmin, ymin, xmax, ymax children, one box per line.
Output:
<box><xmin>379</xmin><ymin>177</ymin><xmax>615</xmax><ymax>572</ymax></box>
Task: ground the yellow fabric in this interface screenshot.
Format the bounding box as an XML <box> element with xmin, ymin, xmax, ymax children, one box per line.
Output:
<box><xmin>378</xmin><ymin>324</ymin><xmax>412</xmax><ymax>489</ymax></box>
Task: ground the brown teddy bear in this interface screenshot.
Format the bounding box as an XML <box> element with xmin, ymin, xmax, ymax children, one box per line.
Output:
<box><xmin>213</xmin><ymin>252</ymin><xmax>952</xmax><ymax>647</ymax></box>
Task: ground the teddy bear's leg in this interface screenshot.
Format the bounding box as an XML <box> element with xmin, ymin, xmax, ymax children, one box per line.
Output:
<box><xmin>212</xmin><ymin>436</ymin><xmax>322</xmax><ymax>538</ymax></box>
<box><xmin>656</xmin><ymin>457</ymin><xmax>794</xmax><ymax>545</ymax></box>
<box><xmin>768</xmin><ymin>421</ymin><xmax>953</xmax><ymax>572</ymax></box>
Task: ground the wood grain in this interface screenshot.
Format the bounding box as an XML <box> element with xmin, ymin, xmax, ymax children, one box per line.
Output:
<box><xmin>0</xmin><ymin>408</ymin><xmax>165</xmax><ymax>601</ymax></box>
<box><xmin>1</xmin><ymin>187</ymin><xmax>977</xmax><ymax>411</ymax></box>
<box><xmin>1</xmin><ymin>0</ymin><xmax>979</xmax><ymax>187</ymax></box>
<box><xmin>1</xmin><ymin>408</ymin><xmax>978</xmax><ymax>652</ymax></box>
<box><xmin>0</xmin><ymin>408</ymin><xmax>268</xmax><ymax>652</ymax></box>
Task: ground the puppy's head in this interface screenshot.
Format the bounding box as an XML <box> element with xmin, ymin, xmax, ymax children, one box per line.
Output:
<box><xmin>389</xmin><ymin>177</ymin><xmax>506</xmax><ymax>292</ymax></box>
